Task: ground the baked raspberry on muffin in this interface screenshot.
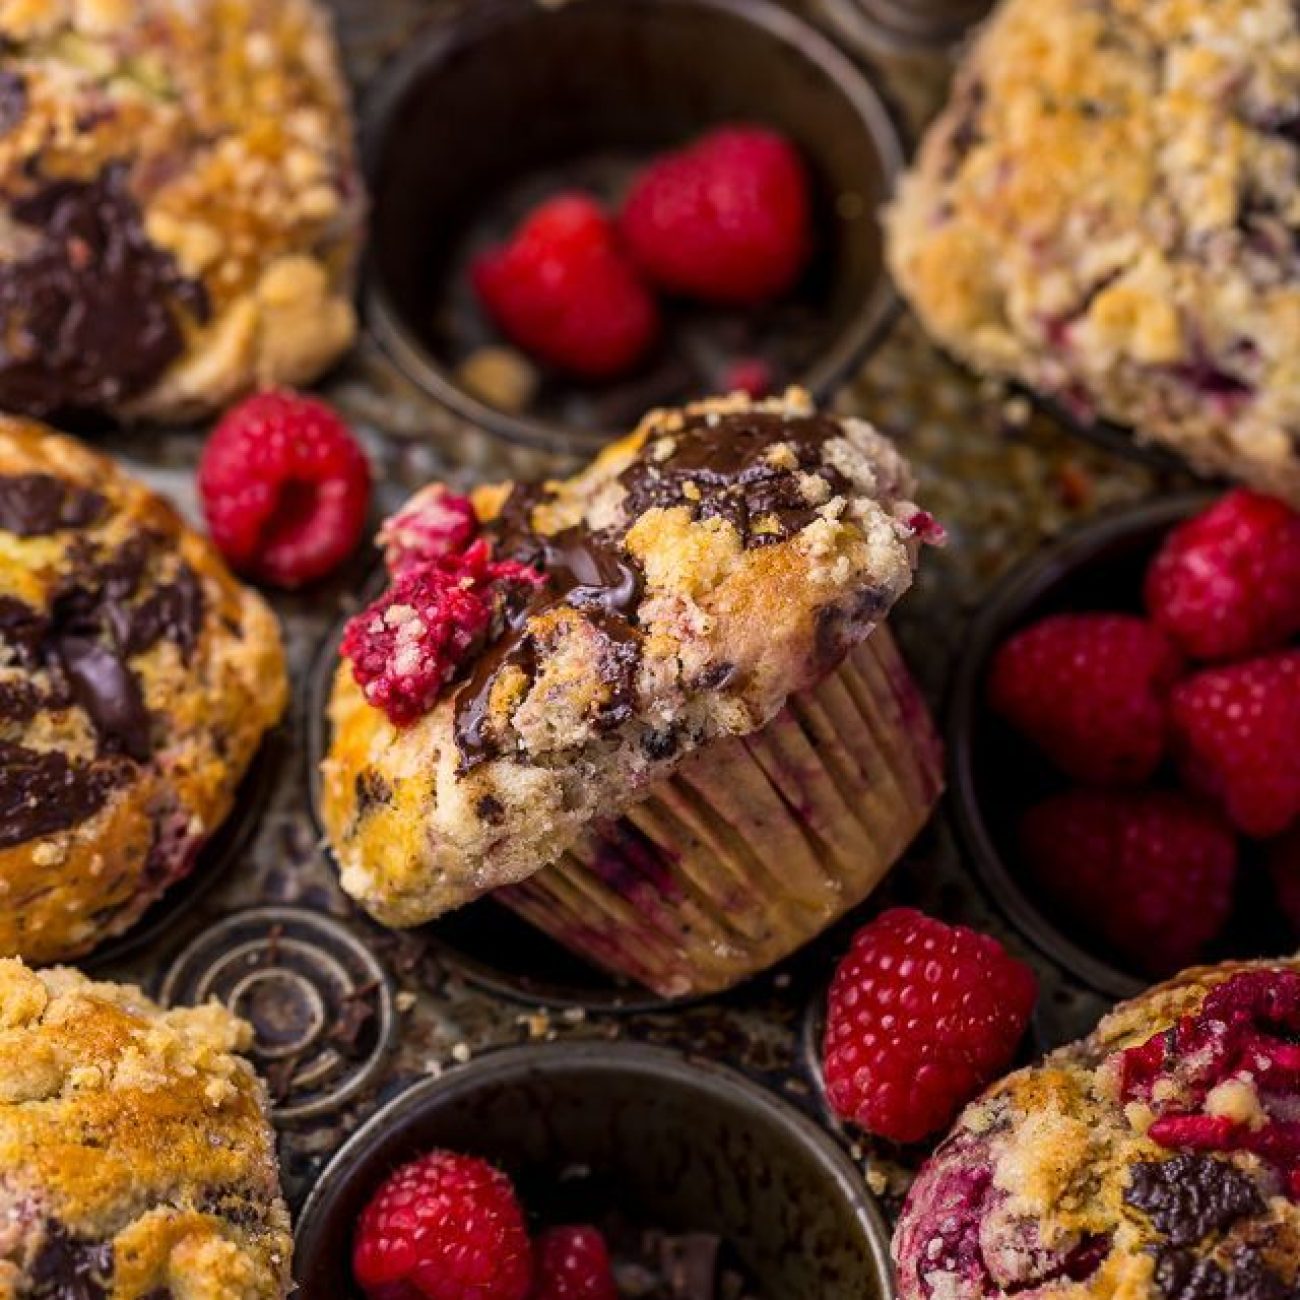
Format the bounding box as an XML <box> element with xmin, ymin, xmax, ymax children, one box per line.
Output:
<box><xmin>322</xmin><ymin>389</ymin><xmax>943</xmax><ymax>997</ymax></box>
<box><xmin>0</xmin><ymin>0</ymin><xmax>361</xmax><ymax>422</ymax></box>
<box><xmin>0</xmin><ymin>415</ymin><xmax>287</xmax><ymax>963</ymax></box>
<box><xmin>894</xmin><ymin>960</ymin><xmax>1300</xmax><ymax>1300</ymax></box>
<box><xmin>0</xmin><ymin>959</ymin><xmax>292</xmax><ymax>1297</ymax></box>
<box><xmin>887</xmin><ymin>0</ymin><xmax>1300</xmax><ymax>504</ymax></box>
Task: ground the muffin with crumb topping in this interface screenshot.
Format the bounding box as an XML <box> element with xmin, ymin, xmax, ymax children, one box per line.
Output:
<box><xmin>0</xmin><ymin>414</ymin><xmax>287</xmax><ymax>964</ymax></box>
<box><xmin>888</xmin><ymin>0</ymin><xmax>1300</xmax><ymax>503</ymax></box>
<box><xmin>0</xmin><ymin>0</ymin><xmax>361</xmax><ymax>422</ymax></box>
<box><xmin>895</xmin><ymin>960</ymin><xmax>1300</xmax><ymax>1300</ymax></box>
<box><xmin>0</xmin><ymin>958</ymin><xmax>291</xmax><ymax>1298</ymax></box>
<box><xmin>321</xmin><ymin>390</ymin><xmax>943</xmax><ymax>998</ymax></box>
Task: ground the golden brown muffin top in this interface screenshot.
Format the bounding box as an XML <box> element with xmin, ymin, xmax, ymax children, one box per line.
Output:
<box><xmin>895</xmin><ymin>960</ymin><xmax>1300</xmax><ymax>1300</ymax></box>
<box><xmin>0</xmin><ymin>0</ymin><xmax>360</xmax><ymax>419</ymax></box>
<box><xmin>0</xmin><ymin>959</ymin><xmax>291</xmax><ymax>1298</ymax></box>
<box><xmin>0</xmin><ymin>415</ymin><xmax>287</xmax><ymax>962</ymax></box>
<box><xmin>887</xmin><ymin>0</ymin><xmax>1300</xmax><ymax>502</ymax></box>
<box><xmin>323</xmin><ymin>389</ymin><xmax>932</xmax><ymax>927</ymax></box>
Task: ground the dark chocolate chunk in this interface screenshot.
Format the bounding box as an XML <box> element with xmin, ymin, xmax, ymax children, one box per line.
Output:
<box><xmin>0</xmin><ymin>676</ymin><xmax>40</xmax><ymax>723</ymax></box>
<box><xmin>0</xmin><ymin>742</ymin><xmax>131</xmax><ymax>849</ymax></box>
<box><xmin>1152</xmin><ymin>1246</ymin><xmax>1293</xmax><ymax>1300</ymax></box>
<box><xmin>355</xmin><ymin>769</ymin><xmax>393</xmax><ymax>815</ymax></box>
<box><xmin>0</xmin><ymin>163</ymin><xmax>209</xmax><ymax>415</ymax></box>
<box><xmin>1126</xmin><ymin>1155</ymin><xmax>1266</xmax><ymax>1248</ymax></box>
<box><xmin>0</xmin><ymin>70</ymin><xmax>27</xmax><ymax>137</ymax></box>
<box><xmin>618</xmin><ymin>411</ymin><xmax>849</xmax><ymax>549</ymax></box>
<box><xmin>475</xmin><ymin>793</ymin><xmax>505</xmax><ymax>825</ymax></box>
<box><xmin>0</xmin><ymin>474</ymin><xmax>105</xmax><ymax>537</ymax></box>
<box><xmin>55</xmin><ymin>635</ymin><xmax>151</xmax><ymax>762</ymax></box>
<box><xmin>0</xmin><ymin>594</ymin><xmax>48</xmax><ymax>666</ymax></box>
<box><xmin>25</xmin><ymin>1222</ymin><xmax>112</xmax><ymax>1300</ymax></box>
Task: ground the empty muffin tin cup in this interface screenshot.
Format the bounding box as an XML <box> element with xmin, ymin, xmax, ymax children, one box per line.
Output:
<box><xmin>295</xmin><ymin>1041</ymin><xmax>894</xmax><ymax>1299</ymax></box>
<box><xmin>819</xmin><ymin>0</ymin><xmax>994</xmax><ymax>53</ymax></box>
<box><xmin>946</xmin><ymin>494</ymin><xmax>1242</xmax><ymax>1001</ymax></box>
<box><xmin>359</xmin><ymin>0</ymin><xmax>904</xmax><ymax>463</ymax></box>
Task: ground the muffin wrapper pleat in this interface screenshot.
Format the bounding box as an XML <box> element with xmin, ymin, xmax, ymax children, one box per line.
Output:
<box><xmin>498</xmin><ymin>626</ymin><xmax>944</xmax><ymax>998</ymax></box>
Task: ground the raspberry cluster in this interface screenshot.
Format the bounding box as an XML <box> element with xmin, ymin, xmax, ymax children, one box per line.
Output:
<box><xmin>472</xmin><ymin>126</ymin><xmax>811</xmax><ymax>385</ymax></box>
<box><xmin>988</xmin><ymin>490</ymin><xmax>1300</xmax><ymax>976</ymax></box>
<box><xmin>1117</xmin><ymin>968</ymin><xmax>1300</xmax><ymax>1198</ymax></box>
<box><xmin>341</xmin><ymin>493</ymin><xmax>542</xmax><ymax>726</ymax></box>
<box><xmin>352</xmin><ymin>1150</ymin><xmax>620</xmax><ymax>1300</ymax></box>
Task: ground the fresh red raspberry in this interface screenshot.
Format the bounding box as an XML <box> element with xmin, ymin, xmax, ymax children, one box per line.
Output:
<box><xmin>531</xmin><ymin>1227</ymin><xmax>618</xmax><ymax>1300</ymax></box>
<box><xmin>341</xmin><ymin>541</ymin><xmax>541</xmax><ymax>726</ymax></box>
<box><xmin>1170</xmin><ymin>651</ymin><xmax>1300</xmax><ymax>837</ymax></box>
<box><xmin>1145</xmin><ymin>489</ymin><xmax>1300</xmax><ymax>661</ymax></box>
<box><xmin>1267</xmin><ymin>823</ymin><xmax>1300</xmax><ymax>935</ymax></box>
<box><xmin>198</xmin><ymin>389</ymin><xmax>371</xmax><ymax>588</ymax></box>
<box><xmin>620</xmin><ymin>126</ymin><xmax>812</xmax><ymax>305</ymax></box>
<box><xmin>987</xmin><ymin>613</ymin><xmax>1182</xmax><ymax>785</ymax></box>
<box><xmin>352</xmin><ymin>1150</ymin><xmax>533</xmax><ymax>1300</ymax></box>
<box><xmin>472</xmin><ymin>194</ymin><xmax>659</xmax><ymax>379</ymax></box>
<box><xmin>720</xmin><ymin>357</ymin><xmax>773</xmax><ymax>399</ymax></box>
<box><xmin>1019</xmin><ymin>788</ymin><xmax>1238</xmax><ymax>976</ymax></box>
<box><xmin>821</xmin><ymin>908</ymin><xmax>1037</xmax><ymax>1144</ymax></box>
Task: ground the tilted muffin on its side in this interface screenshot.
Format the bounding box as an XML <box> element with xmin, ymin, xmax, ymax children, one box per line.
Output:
<box><xmin>323</xmin><ymin>390</ymin><xmax>943</xmax><ymax>997</ymax></box>
<box><xmin>894</xmin><ymin>960</ymin><xmax>1300</xmax><ymax>1300</ymax></box>
<box><xmin>0</xmin><ymin>416</ymin><xmax>287</xmax><ymax>963</ymax></box>
<box><xmin>0</xmin><ymin>0</ymin><xmax>361</xmax><ymax>422</ymax></box>
<box><xmin>0</xmin><ymin>959</ymin><xmax>291</xmax><ymax>1298</ymax></box>
<box><xmin>888</xmin><ymin>0</ymin><xmax>1300</xmax><ymax>504</ymax></box>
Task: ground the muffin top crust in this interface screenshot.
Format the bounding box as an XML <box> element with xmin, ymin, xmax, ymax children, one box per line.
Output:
<box><xmin>894</xmin><ymin>960</ymin><xmax>1300</xmax><ymax>1300</ymax></box>
<box><xmin>0</xmin><ymin>0</ymin><xmax>361</xmax><ymax>421</ymax></box>
<box><xmin>887</xmin><ymin>0</ymin><xmax>1300</xmax><ymax>503</ymax></box>
<box><xmin>0</xmin><ymin>415</ymin><xmax>287</xmax><ymax>963</ymax></box>
<box><xmin>0</xmin><ymin>959</ymin><xmax>291</xmax><ymax>1299</ymax></box>
<box><xmin>322</xmin><ymin>389</ymin><xmax>933</xmax><ymax>927</ymax></box>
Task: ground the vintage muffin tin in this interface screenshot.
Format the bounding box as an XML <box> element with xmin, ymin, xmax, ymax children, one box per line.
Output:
<box><xmin>80</xmin><ymin>0</ymin><xmax>1232</xmax><ymax>1291</ymax></box>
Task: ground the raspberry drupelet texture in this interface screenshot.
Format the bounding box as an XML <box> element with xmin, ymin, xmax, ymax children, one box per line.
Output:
<box><xmin>532</xmin><ymin>1227</ymin><xmax>619</xmax><ymax>1300</ymax></box>
<box><xmin>621</xmin><ymin>127</ymin><xmax>812</xmax><ymax>305</ymax></box>
<box><xmin>822</xmin><ymin>908</ymin><xmax>1037</xmax><ymax>1144</ymax></box>
<box><xmin>1169</xmin><ymin>650</ymin><xmax>1300</xmax><ymax>837</ymax></box>
<box><xmin>1145</xmin><ymin>490</ymin><xmax>1300</xmax><ymax>662</ymax></box>
<box><xmin>352</xmin><ymin>1150</ymin><xmax>534</xmax><ymax>1300</ymax></box>
<box><xmin>1019</xmin><ymin>788</ymin><xmax>1238</xmax><ymax>977</ymax></box>
<box><xmin>198</xmin><ymin>388</ymin><xmax>371</xmax><ymax>588</ymax></box>
<box><xmin>472</xmin><ymin>194</ymin><xmax>659</xmax><ymax>380</ymax></box>
<box><xmin>341</xmin><ymin>519</ymin><xmax>542</xmax><ymax>728</ymax></box>
<box><xmin>987</xmin><ymin>613</ymin><xmax>1182</xmax><ymax>786</ymax></box>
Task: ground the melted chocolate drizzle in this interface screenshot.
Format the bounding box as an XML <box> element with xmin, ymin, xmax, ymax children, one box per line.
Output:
<box><xmin>618</xmin><ymin>410</ymin><xmax>849</xmax><ymax>548</ymax></box>
<box><xmin>0</xmin><ymin>164</ymin><xmax>209</xmax><ymax>415</ymax></box>
<box><xmin>0</xmin><ymin>743</ymin><xmax>132</xmax><ymax>851</ymax></box>
<box><xmin>0</xmin><ymin>531</ymin><xmax>206</xmax><ymax>845</ymax></box>
<box><xmin>454</xmin><ymin>485</ymin><xmax>644</xmax><ymax>770</ymax></box>
<box><xmin>0</xmin><ymin>474</ymin><xmax>105</xmax><ymax>537</ymax></box>
<box><xmin>450</xmin><ymin>410</ymin><xmax>849</xmax><ymax>771</ymax></box>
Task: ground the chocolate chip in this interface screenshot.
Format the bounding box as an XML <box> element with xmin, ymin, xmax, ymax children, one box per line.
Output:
<box><xmin>0</xmin><ymin>163</ymin><xmax>209</xmax><ymax>415</ymax></box>
<box><xmin>0</xmin><ymin>742</ymin><xmax>132</xmax><ymax>849</ymax></box>
<box><xmin>642</xmin><ymin>728</ymin><xmax>680</xmax><ymax>761</ymax></box>
<box><xmin>1126</xmin><ymin>1155</ymin><xmax>1266</xmax><ymax>1247</ymax></box>
<box><xmin>26</xmin><ymin>1222</ymin><xmax>112</xmax><ymax>1300</ymax></box>
<box><xmin>0</xmin><ymin>70</ymin><xmax>27</xmax><ymax>137</ymax></box>
<box><xmin>1153</xmin><ymin>1246</ymin><xmax>1292</xmax><ymax>1300</ymax></box>
<box><xmin>475</xmin><ymin>793</ymin><xmax>504</xmax><ymax>825</ymax></box>
<box><xmin>0</xmin><ymin>474</ymin><xmax>105</xmax><ymax>537</ymax></box>
<box><xmin>355</xmin><ymin>770</ymin><xmax>393</xmax><ymax>815</ymax></box>
<box><xmin>55</xmin><ymin>635</ymin><xmax>151</xmax><ymax>761</ymax></box>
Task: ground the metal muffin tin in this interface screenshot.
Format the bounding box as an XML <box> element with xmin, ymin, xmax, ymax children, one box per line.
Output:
<box><xmin>84</xmin><ymin>0</ymin><xmax>1231</xmax><ymax>1290</ymax></box>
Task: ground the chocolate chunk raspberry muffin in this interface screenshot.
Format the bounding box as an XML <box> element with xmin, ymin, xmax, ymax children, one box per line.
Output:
<box><xmin>322</xmin><ymin>390</ymin><xmax>943</xmax><ymax>997</ymax></box>
<box><xmin>887</xmin><ymin>0</ymin><xmax>1300</xmax><ymax>504</ymax></box>
<box><xmin>0</xmin><ymin>0</ymin><xmax>361</xmax><ymax>422</ymax></box>
<box><xmin>895</xmin><ymin>960</ymin><xmax>1300</xmax><ymax>1300</ymax></box>
<box><xmin>0</xmin><ymin>416</ymin><xmax>287</xmax><ymax>963</ymax></box>
<box><xmin>0</xmin><ymin>959</ymin><xmax>291</xmax><ymax>1297</ymax></box>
